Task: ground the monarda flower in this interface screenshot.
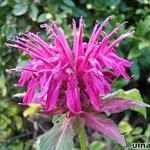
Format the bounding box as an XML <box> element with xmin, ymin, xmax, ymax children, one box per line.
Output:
<box><xmin>6</xmin><ymin>16</ymin><xmax>150</xmax><ymax>147</ymax></box>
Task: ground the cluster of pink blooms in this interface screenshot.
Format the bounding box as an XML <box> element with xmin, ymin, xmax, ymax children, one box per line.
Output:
<box><xmin>6</xmin><ymin>16</ymin><xmax>149</xmax><ymax>146</ymax></box>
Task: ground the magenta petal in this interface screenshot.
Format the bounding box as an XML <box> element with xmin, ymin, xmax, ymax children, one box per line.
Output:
<box><xmin>110</xmin><ymin>53</ymin><xmax>132</xmax><ymax>68</ymax></box>
<box><xmin>80</xmin><ymin>112</ymin><xmax>126</xmax><ymax>146</ymax></box>
<box><xmin>106</xmin><ymin>31</ymin><xmax>134</xmax><ymax>55</ymax></box>
<box><xmin>66</xmin><ymin>87</ymin><xmax>81</xmax><ymax>114</ymax></box>
<box><xmin>84</xmin><ymin>78</ymin><xmax>101</xmax><ymax>111</ymax></box>
<box><xmin>18</xmin><ymin>70</ymin><xmax>32</xmax><ymax>87</ymax></box>
<box><xmin>66</xmin><ymin>73</ymin><xmax>81</xmax><ymax>114</ymax></box>
<box><xmin>38</xmin><ymin>75</ymin><xmax>52</xmax><ymax>98</ymax></box>
<box><xmin>45</xmin><ymin>78</ymin><xmax>61</xmax><ymax>111</ymax></box>
<box><xmin>72</xmin><ymin>17</ymin><xmax>84</xmax><ymax>61</ymax></box>
<box><xmin>23</xmin><ymin>78</ymin><xmax>39</xmax><ymax>104</ymax></box>
<box><xmin>86</xmin><ymin>86</ymin><xmax>100</xmax><ymax>110</ymax></box>
<box><xmin>100</xmin><ymin>97</ymin><xmax>150</xmax><ymax>113</ymax></box>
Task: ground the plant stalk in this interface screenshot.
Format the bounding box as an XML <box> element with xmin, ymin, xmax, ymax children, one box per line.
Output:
<box><xmin>79</xmin><ymin>124</ymin><xmax>87</xmax><ymax>150</ymax></box>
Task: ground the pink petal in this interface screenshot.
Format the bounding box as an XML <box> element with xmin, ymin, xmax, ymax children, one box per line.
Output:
<box><xmin>93</xmin><ymin>22</ymin><xmax>127</xmax><ymax>56</ymax></box>
<box><xmin>45</xmin><ymin>64</ymin><xmax>62</xmax><ymax>110</ymax></box>
<box><xmin>85</xmin><ymin>68</ymin><xmax>111</xmax><ymax>94</ymax></box>
<box><xmin>115</xmin><ymin>64</ymin><xmax>130</xmax><ymax>80</ymax></box>
<box><xmin>80</xmin><ymin>112</ymin><xmax>126</xmax><ymax>146</ymax></box>
<box><xmin>52</xmin><ymin>22</ymin><xmax>72</xmax><ymax>60</ymax></box>
<box><xmin>27</xmin><ymin>32</ymin><xmax>53</xmax><ymax>56</ymax></box>
<box><xmin>66</xmin><ymin>87</ymin><xmax>81</xmax><ymax>114</ymax></box>
<box><xmin>100</xmin><ymin>97</ymin><xmax>150</xmax><ymax>113</ymax></box>
<box><xmin>66</xmin><ymin>70</ymin><xmax>81</xmax><ymax>114</ymax></box>
<box><xmin>105</xmin><ymin>31</ymin><xmax>134</xmax><ymax>55</ymax></box>
<box><xmin>72</xmin><ymin>17</ymin><xmax>84</xmax><ymax>61</ymax></box>
<box><xmin>45</xmin><ymin>80</ymin><xmax>61</xmax><ymax>110</ymax></box>
<box><xmin>88</xmin><ymin>16</ymin><xmax>112</xmax><ymax>47</ymax></box>
<box><xmin>85</xmin><ymin>16</ymin><xmax>112</xmax><ymax>59</ymax></box>
<box><xmin>23</xmin><ymin>77</ymin><xmax>39</xmax><ymax>104</ymax></box>
<box><xmin>38</xmin><ymin>75</ymin><xmax>52</xmax><ymax>98</ymax></box>
<box><xmin>110</xmin><ymin>52</ymin><xmax>132</xmax><ymax>67</ymax></box>
<box><xmin>18</xmin><ymin>70</ymin><xmax>32</xmax><ymax>87</ymax></box>
<box><xmin>85</xmin><ymin>80</ymin><xmax>101</xmax><ymax>111</ymax></box>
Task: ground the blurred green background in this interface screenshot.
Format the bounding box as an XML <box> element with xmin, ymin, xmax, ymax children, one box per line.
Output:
<box><xmin>0</xmin><ymin>0</ymin><xmax>150</xmax><ymax>149</ymax></box>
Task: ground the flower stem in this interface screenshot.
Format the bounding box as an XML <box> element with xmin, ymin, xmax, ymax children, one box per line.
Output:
<box><xmin>79</xmin><ymin>124</ymin><xmax>87</xmax><ymax>150</ymax></box>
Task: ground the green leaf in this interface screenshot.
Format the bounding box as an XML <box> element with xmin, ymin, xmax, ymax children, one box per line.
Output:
<box><xmin>0</xmin><ymin>128</ymin><xmax>12</xmax><ymax>138</ymax></box>
<box><xmin>14</xmin><ymin>116</ymin><xmax>23</xmax><ymax>130</ymax></box>
<box><xmin>137</xmin><ymin>0</ymin><xmax>145</xmax><ymax>4</ymax></box>
<box><xmin>119</xmin><ymin>89</ymin><xmax>147</xmax><ymax>118</ymax></box>
<box><xmin>23</xmin><ymin>103</ymin><xmax>42</xmax><ymax>117</ymax></box>
<box><xmin>79</xmin><ymin>124</ymin><xmax>87</xmax><ymax>150</ymax></box>
<box><xmin>93</xmin><ymin>0</ymin><xmax>120</xmax><ymax>8</ymax></box>
<box><xmin>63</xmin><ymin>0</ymin><xmax>75</xmax><ymax>7</ymax></box>
<box><xmin>130</xmin><ymin>59</ymin><xmax>140</xmax><ymax>80</ymax></box>
<box><xmin>105</xmin><ymin>89</ymin><xmax>147</xmax><ymax>118</ymax></box>
<box><xmin>13</xmin><ymin>2</ymin><xmax>28</xmax><ymax>16</ymax></box>
<box><xmin>137</xmin><ymin>0</ymin><xmax>149</xmax><ymax>4</ymax></box>
<box><xmin>119</xmin><ymin>121</ymin><xmax>133</xmax><ymax>135</ymax></box>
<box><xmin>39</xmin><ymin>117</ymin><xmax>77</xmax><ymax>150</ymax></box>
<box><xmin>132</xmin><ymin>127</ymin><xmax>143</xmax><ymax>135</ymax></box>
<box><xmin>128</xmin><ymin>49</ymin><xmax>142</xmax><ymax>59</ymax></box>
<box><xmin>138</xmin><ymin>40</ymin><xmax>150</xmax><ymax>50</ymax></box>
<box><xmin>113</xmin><ymin>78</ymin><xmax>129</xmax><ymax>90</ymax></box>
<box><xmin>0</xmin><ymin>114</ymin><xmax>11</xmax><ymax>129</ymax></box>
<box><xmin>73</xmin><ymin>8</ymin><xmax>87</xmax><ymax>17</ymax></box>
<box><xmin>60</xmin><ymin>5</ymin><xmax>73</xmax><ymax>14</ymax></box>
<box><xmin>0</xmin><ymin>76</ymin><xmax>7</xmax><ymax>96</ymax></box>
<box><xmin>89</xmin><ymin>141</ymin><xmax>105</xmax><ymax>150</ymax></box>
<box><xmin>29</xmin><ymin>4</ymin><xmax>39</xmax><ymax>21</ymax></box>
<box><xmin>136</xmin><ymin>16</ymin><xmax>150</xmax><ymax>35</ymax></box>
<box><xmin>145</xmin><ymin>124</ymin><xmax>150</xmax><ymax>138</ymax></box>
<box><xmin>52</xmin><ymin>115</ymin><xmax>65</xmax><ymax>124</ymax></box>
<box><xmin>5</xmin><ymin>26</ymin><xmax>16</xmax><ymax>40</ymax></box>
<box><xmin>24</xmin><ymin>140</ymin><xmax>33</xmax><ymax>150</ymax></box>
<box><xmin>106</xmin><ymin>0</ymin><xmax>121</xmax><ymax>6</ymax></box>
<box><xmin>0</xmin><ymin>0</ymin><xmax>8</xmax><ymax>7</ymax></box>
<box><xmin>6</xmin><ymin>104</ymin><xmax>19</xmax><ymax>117</ymax></box>
<box><xmin>37</xmin><ymin>13</ymin><xmax>52</xmax><ymax>23</ymax></box>
<box><xmin>140</xmin><ymin>48</ymin><xmax>150</xmax><ymax>67</ymax></box>
<box><xmin>143</xmin><ymin>16</ymin><xmax>150</xmax><ymax>34</ymax></box>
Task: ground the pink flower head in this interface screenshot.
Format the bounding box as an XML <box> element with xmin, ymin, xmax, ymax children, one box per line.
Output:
<box><xmin>6</xmin><ymin>16</ymin><xmax>134</xmax><ymax>115</ymax></box>
<box><xmin>6</xmin><ymin>16</ymin><xmax>150</xmax><ymax>147</ymax></box>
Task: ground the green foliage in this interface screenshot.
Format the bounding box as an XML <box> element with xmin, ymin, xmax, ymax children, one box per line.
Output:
<box><xmin>23</xmin><ymin>103</ymin><xmax>42</xmax><ymax>117</ymax></box>
<box><xmin>106</xmin><ymin>88</ymin><xmax>147</xmax><ymax>118</ymax></box>
<box><xmin>145</xmin><ymin>124</ymin><xmax>150</xmax><ymax>140</ymax></box>
<box><xmin>13</xmin><ymin>2</ymin><xmax>28</xmax><ymax>16</ymax></box>
<box><xmin>0</xmin><ymin>97</ymin><xmax>23</xmax><ymax>138</ymax></box>
<box><xmin>119</xmin><ymin>89</ymin><xmax>147</xmax><ymax>118</ymax></box>
<box><xmin>119</xmin><ymin>121</ymin><xmax>133</xmax><ymax>134</ymax></box>
<box><xmin>0</xmin><ymin>76</ymin><xmax>7</xmax><ymax>96</ymax></box>
<box><xmin>29</xmin><ymin>4</ymin><xmax>39</xmax><ymax>21</ymax></box>
<box><xmin>89</xmin><ymin>141</ymin><xmax>106</xmax><ymax>150</ymax></box>
<box><xmin>118</xmin><ymin>89</ymin><xmax>147</xmax><ymax>118</ymax></box>
<box><xmin>0</xmin><ymin>139</ymin><xmax>32</xmax><ymax>150</ymax></box>
<box><xmin>38</xmin><ymin>117</ymin><xmax>77</xmax><ymax>150</ymax></box>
